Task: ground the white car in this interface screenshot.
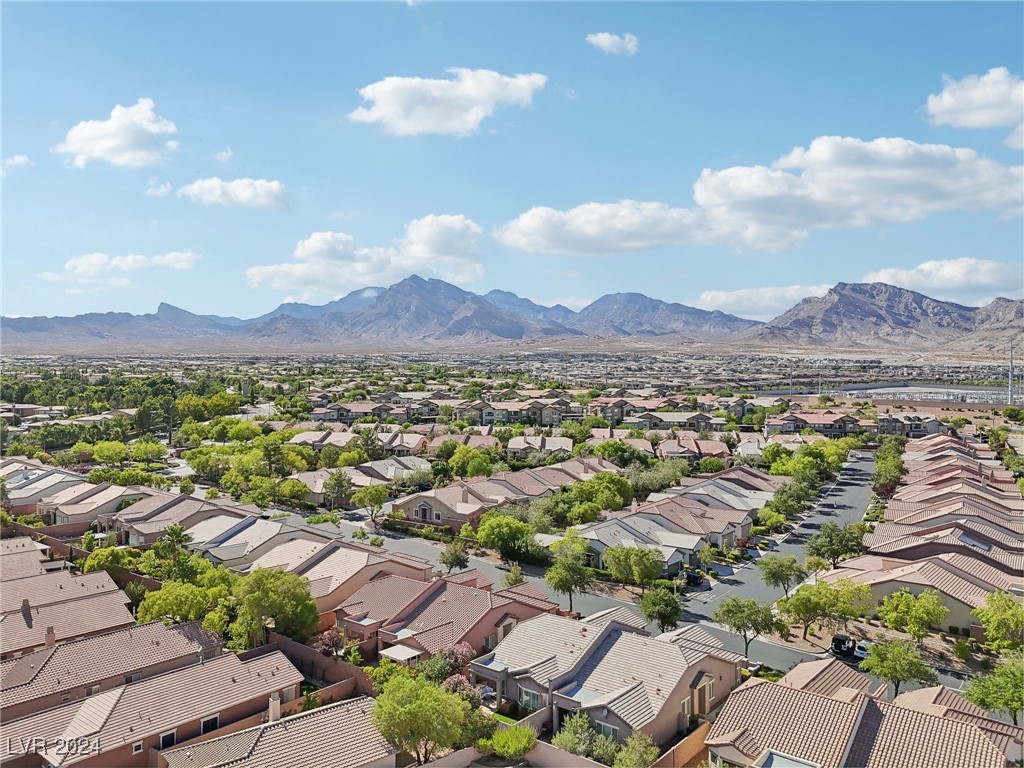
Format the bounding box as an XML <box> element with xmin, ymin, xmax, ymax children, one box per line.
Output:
<box><xmin>854</xmin><ymin>640</ymin><xmax>873</xmax><ymax>660</ymax></box>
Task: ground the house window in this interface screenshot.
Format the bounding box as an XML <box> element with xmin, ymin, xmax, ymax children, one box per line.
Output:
<box><xmin>124</xmin><ymin>673</ymin><xmax>141</xmax><ymax>685</ymax></box>
<box><xmin>681</xmin><ymin>698</ymin><xmax>691</xmax><ymax>718</ymax></box>
<box><xmin>132</xmin><ymin>742</ymin><xmax>143</xmax><ymax>755</ymax></box>
<box><xmin>433</xmin><ymin>511</ymin><xmax>441</xmax><ymax>522</ymax></box>
<box><xmin>519</xmin><ymin>686</ymin><xmax>542</xmax><ymax>712</ymax></box>
<box><xmin>85</xmin><ymin>685</ymin><xmax>100</xmax><ymax>696</ymax></box>
<box><xmin>707</xmin><ymin>680</ymin><xmax>715</xmax><ymax>701</ymax></box>
<box><xmin>201</xmin><ymin>715</ymin><xmax>219</xmax><ymax>735</ymax></box>
<box><xmin>159</xmin><ymin>731</ymin><xmax>176</xmax><ymax>750</ymax></box>
<box><xmin>596</xmin><ymin>721</ymin><xmax>618</xmax><ymax>740</ymax></box>
<box><xmin>484</xmin><ymin>634</ymin><xmax>496</xmax><ymax>649</ymax></box>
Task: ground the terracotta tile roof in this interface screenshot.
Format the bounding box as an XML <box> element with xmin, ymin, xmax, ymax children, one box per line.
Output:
<box><xmin>892</xmin><ymin>685</ymin><xmax>988</xmax><ymax>718</ymax></box>
<box><xmin>845</xmin><ymin>698</ymin><xmax>1006</xmax><ymax>768</ymax></box>
<box><xmin>0</xmin><ymin>537</ymin><xmax>46</xmax><ymax>557</ymax></box>
<box><xmin>484</xmin><ymin>614</ymin><xmax>607</xmax><ymax>685</ymax></box>
<box><xmin>0</xmin><ymin>590</ymin><xmax>135</xmax><ymax>657</ymax></box>
<box><xmin>1</xmin><ymin>571</ymin><xmax>120</xmax><ymax>614</ymax></box>
<box><xmin>777</xmin><ymin>657</ymin><xmax>883</xmax><ymax>698</ymax></box>
<box><xmin>161</xmin><ymin>695</ymin><xmax>393</xmax><ymax>768</ymax></box>
<box><xmin>339</xmin><ymin>574</ymin><xmax>433</xmax><ymax>622</ymax></box>
<box><xmin>445</xmin><ymin>568</ymin><xmax>494</xmax><ymax>590</ymax></box>
<box><xmin>0</xmin><ymin>549</ymin><xmax>48</xmax><ymax>580</ymax></box>
<box><xmin>0</xmin><ymin>652</ymin><xmax>303</xmax><ymax>767</ymax></box>
<box><xmin>707</xmin><ymin>678</ymin><xmax>862</xmax><ymax>768</ymax></box>
<box><xmin>0</xmin><ymin>621</ymin><xmax>220</xmax><ymax>711</ymax></box>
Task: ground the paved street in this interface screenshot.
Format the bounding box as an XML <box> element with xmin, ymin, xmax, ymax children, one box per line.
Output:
<box><xmin>683</xmin><ymin>453</ymin><xmax>876</xmax><ymax>618</ymax></box>
<box><xmin>328</xmin><ymin>453</ymin><xmax>970</xmax><ymax>699</ymax></box>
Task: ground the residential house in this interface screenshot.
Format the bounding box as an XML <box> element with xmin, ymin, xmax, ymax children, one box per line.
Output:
<box><xmin>471</xmin><ymin>612</ymin><xmax>744</xmax><ymax>748</ymax></box>
<box><xmin>820</xmin><ymin>552</ymin><xmax>1023</xmax><ymax>634</ymax></box>
<box><xmin>0</xmin><ymin>537</ymin><xmax>52</xmax><ymax>581</ymax></box>
<box><xmin>159</xmin><ymin>696</ymin><xmax>396</xmax><ymax>768</ymax></box>
<box><xmin>620</xmin><ymin>495</ymin><xmax>753</xmax><ymax>549</ymax></box>
<box><xmin>876</xmin><ymin>412</ymin><xmax>949</xmax><ymax>438</ymax></box>
<box><xmin>98</xmin><ymin>493</ymin><xmax>250</xmax><ymax>547</ymax></box>
<box><xmin>39</xmin><ymin>482</ymin><xmax>150</xmax><ymax>526</ymax></box>
<box><xmin>705</xmin><ymin>661</ymin><xmax>1014</xmax><ymax>768</ymax></box>
<box><xmin>3</xmin><ymin>466</ymin><xmax>85</xmax><ymax>514</ymax></box>
<box><xmin>0</xmin><ymin>621</ymin><xmax>222</xmax><ymax>721</ymax></box>
<box><xmin>1</xmin><ymin>570</ymin><xmax>135</xmax><ymax>659</ymax></box>
<box><xmin>391</xmin><ymin>482</ymin><xmax>500</xmax><ymax>531</ymax></box>
<box><xmin>426</xmin><ymin>433</ymin><xmax>501</xmax><ymax>455</ymax></box>
<box><xmin>506</xmin><ymin>435</ymin><xmax>573</xmax><ymax>460</ymax></box>
<box><xmin>338</xmin><ymin>571</ymin><xmax>558</xmax><ymax>665</ymax></box>
<box><xmin>548</xmin><ymin>517</ymin><xmax>701</xmax><ymax>573</ymax></box>
<box><xmin>0</xmin><ymin>652</ymin><xmax>303</xmax><ymax>768</ymax></box>
<box><xmin>765</xmin><ymin>410</ymin><xmax>864</xmax><ymax>438</ymax></box>
<box><xmin>862</xmin><ymin>520</ymin><xmax>1023</xmax><ymax>576</ymax></box>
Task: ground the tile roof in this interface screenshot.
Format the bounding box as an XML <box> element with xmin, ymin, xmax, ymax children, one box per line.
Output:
<box><xmin>161</xmin><ymin>696</ymin><xmax>394</xmax><ymax>768</ymax></box>
<box><xmin>339</xmin><ymin>574</ymin><xmax>433</xmax><ymax>622</ymax></box>
<box><xmin>0</xmin><ymin>590</ymin><xmax>135</xmax><ymax>656</ymax></box>
<box><xmin>0</xmin><ymin>652</ymin><xmax>303</xmax><ymax>768</ymax></box>
<box><xmin>1</xmin><ymin>570</ymin><xmax>120</xmax><ymax>614</ymax></box>
<box><xmin>0</xmin><ymin>621</ymin><xmax>221</xmax><ymax>710</ymax></box>
<box><xmin>777</xmin><ymin>658</ymin><xmax>883</xmax><ymax>698</ymax></box>
<box><xmin>0</xmin><ymin>549</ymin><xmax>48</xmax><ymax>580</ymax></box>
<box><xmin>486</xmin><ymin>614</ymin><xmax>607</xmax><ymax>685</ymax></box>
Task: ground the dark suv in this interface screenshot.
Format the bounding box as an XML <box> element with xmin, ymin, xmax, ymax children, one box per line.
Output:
<box><xmin>831</xmin><ymin>634</ymin><xmax>855</xmax><ymax>657</ymax></box>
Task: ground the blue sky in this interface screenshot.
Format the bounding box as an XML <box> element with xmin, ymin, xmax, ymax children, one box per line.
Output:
<box><xmin>3</xmin><ymin>2</ymin><xmax>1022</xmax><ymax>321</ymax></box>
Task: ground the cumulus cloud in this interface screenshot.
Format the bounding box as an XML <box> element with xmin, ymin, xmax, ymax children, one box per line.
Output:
<box><xmin>52</xmin><ymin>98</ymin><xmax>178</xmax><ymax>168</ymax></box>
<box><xmin>695</xmin><ymin>284</ymin><xmax>832</xmax><ymax>321</ymax></box>
<box><xmin>500</xmin><ymin>136</ymin><xmax>1022</xmax><ymax>253</ymax></box>
<box><xmin>1</xmin><ymin>154</ymin><xmax>32</xmax><ymax>175</ymax></box>
<box><xmin>497</xmin><ymin>200</ymin><xmax>704</xmax><ymax>254</ymax></box>
<box><xmin>215</xmin><ymin>145</ymin><xmax>233</xmax><ymax>162</ymax></box>
<box><xmin>862</xmin><ymin>258</ymin><xmax>1023</xmax><ymax>300</ymax></box>
<box><xmin>585</xmin><ymin>32</ymin><xmax>639</xmax><ymax>56</ymax></box>
<box><xmin>926</xmin><ymin>67</ymin><xmax>1024</xmax><ymax>148</ymax></box>
<box><xmin>176</xmin><ymin>177</ymin><xmax>287</xmax><ymax>208</ymax></box>
<box><xmin>38</xmin><ymin>249</ymin><xmax>199</xmax><ymax>293</ymax></box>
<box><xmin>246</xmin><ymin>214</ymin><xmax>483</xmax><ymax>301</ymax></box>
<box><xmin>348</xmin><ymin>67</ymin><xmax>547</xmax><ymax>137</ymax></box>
<box><xmin>145</xmin><ymin>178</ymin><xmax>172</xmax><ymax>197</ymax></box>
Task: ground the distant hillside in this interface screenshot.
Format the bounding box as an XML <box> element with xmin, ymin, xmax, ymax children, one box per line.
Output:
<box><xmin>3</xmin><ymin>279</ymin><xmax>1020</xmax><ymax>353</ymax></box>
<box><xmin>565</xmin><ymin>293</ymin><xmax>760</xmax><ymax>338</ymax></box>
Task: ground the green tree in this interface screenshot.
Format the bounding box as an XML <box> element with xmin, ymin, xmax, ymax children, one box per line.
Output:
<box><xmin>965</xmin><ymin>653</ymin><xmax>1024</xmax><ymax>725</ymax></box>
<box><xmin>756</xmin><ymin>554</ymin><xmax>806</xmax><ymax>598</ymax></box>
<box><xmin>92</xmin><ymin>440</ymin><xmax>128</xmax><ymax>467</ymax></box>
<box><xmin>877</xmin><ymin>589</ymin><xmax>949</xmax><ymax>641</ymax></box>
<box><xmin>714</xmin><ymin>596</ymin><xmax>782</xmax><ymax>656</ymax></box>
<box><xmin>178</xmin><ymin>476</ymin><xmax>195</xmax><ymax>495</ymax></box>
<box><xmin>124</xmin><ymin>580</ymin><xmax>148</xmax><ymax>615</ymax></box>
<box><xmin>551</xmin><ymin>712</ymin><xmax>596</xmax><ymax>757</ymax></box>
<box><xmin>351</xmin><ymin>484</ymin><xmax>389</xmax><ymax>528</ymax></box>
<box><xmin>972</xmin><ymin>590</ymin><xmax>1024</xmax><ymax>652</ymax></box>
<box><xmin>439</xmin><ymin>539</ymin><xmax>470</xmax><ymax>574</ymax></box>
<box><xmin>777</xmin><ymin>582</ymin><xmax>834</xmax><ymax>640</ymax></box>
<box><xmin>230</xmin><ymin>567</ymin><xmax>319</xmax><ymax>648</ymax></box>
<box><xmin>372</xmin><ymin>675</ymin><xmax>470</xmax><ymax>765</ymax></box>
<box><xmin>603</xmin><ymin>545</ymin><xmax>665</xmax><ymax>592</ymax></box>
<box><xmin>276</xmin><ymin>478</ymin><xmax>312</xmax><ymax>506</ymax></box>
<box><xmin>323</xmin><ymin>470</ymin><xmax>353</xmax><ymax>509</ymax></box>
<box><xmin>859</xmin><ymin>637</ymin><xmax>938</xmax><ymax>695</ymax></box>
<box><xmin>83</xmin><ymin>546</ymin><xmax>141</xmax><ymax>581</ymax></box>
<box><xmin>640</xmin><ymin>586</ymin><xmax>681</xmax><ymax>633</ymax></box>
<box><xmin>612</xmin><ymin>732</ymin><xmax>660</xmax><ymax>768</ymax></box>
<box><xmin>805</xmin><ymin>522</ymin><xmax>863</xmax><ymax>568</ymax></box>
<box><xmin>478</xmin><ymin>513</ymin><xmax>533</xmax><ymax>562</ymax></box>
<box><xmin>503</xmin><ymin>562</ymin><xmax>525</xmax><ymax>588</ymax></box>
<box><xmin>130</xmin><ymin>439</ymin><xmax>167</xmax><ymax>467</ymax></box>
<box><xmin>695</xmin><ymin>457</ymin><xmax>726</xmax><ymax>474</ymax></box>
<box><xmin>138</xmin><ymin>581</ymin><xmax>215</xmax><ymax>624</ymax></box>
<box><xmin>545</xmin><ymin>533</ymin><xmax>595</xmax><ymax>613</ymax></box>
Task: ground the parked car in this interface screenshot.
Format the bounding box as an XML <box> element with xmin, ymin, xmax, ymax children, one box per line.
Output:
<box><xmin>854</xmin><ymin>640</ymin><xmax>874</xmax><ymax>660</ymax></box>
<box><xmin>831</xmin><ymin>634</ymin><xmax>855</xmax><ymax>658</ymax></box>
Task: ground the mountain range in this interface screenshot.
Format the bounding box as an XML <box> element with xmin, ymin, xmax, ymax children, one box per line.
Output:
<box><xmin>2</xmin><ymin>277</ymin><xmax>1020</xmax><ymax>353</ymax></box>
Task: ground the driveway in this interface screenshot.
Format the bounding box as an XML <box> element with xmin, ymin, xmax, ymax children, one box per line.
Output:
<box><xmin>683</xmin><ymin>454</ymin><xmax>876</xmax><ymax>617</ymax></box>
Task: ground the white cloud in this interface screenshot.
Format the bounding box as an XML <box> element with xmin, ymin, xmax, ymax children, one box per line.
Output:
<box><xmin>348</xmin><ymin>67</ymin><xmax>547</xmax><ymax>137</ymax></box>
<box><xmin>496</xmin><ymin>200</ymin><xmax>704</xmax><ymax>254</ymax></box>
<box><xmin>39</xmin><ymin>249</ymin><xmax>200</xmax><ymax>291</ymax></box>
<box><xmin>145</xmin><ymin>178</ymin><xmax>172</xmax><ymax>197</ymax></box>
<box><xmin>1</xmin><ymin>154</ymin><xmax>32</xmax><ymax>175</ymax></box>
<box><xmin>585</xmin><ymin>32</ymin><xmax>639</xmax><ymax>56</ymax></box>
<box><xmin>52</xmin><ymin>98</ymin><xmax>178</xmax><ymax>168</ymax></box>
<box><xmin>176</xmin><ymin>177</ymin><xmax>287</xmax><ymax>208</ymax></box>
<box><xmin>499</xmin><ymin>136</ymin><xmax>1023</xmax><ymax>253</ymax></box>
<box><xmin>246</xmin><ymin>214</ymin><xmax>483</xmax><ymax>300</ymax></box>
<box><xmin>926</xmin><ymin>67</ymin><xmax>1024</xmax><ymax>148</ymax></box>
<box><xmin>695</xmin><ymin>284</ymin><xmax>832</xmax><ymax>321</ymax></box>
<box><xmin>215</xmin><ymin>145</ymin><xmax>233</xmax><ymax>162</ymax></box>
<box><xmin>862</xmin><ymin>258</ymin><xmax>1022</xmax><ymax>299</ymax></box>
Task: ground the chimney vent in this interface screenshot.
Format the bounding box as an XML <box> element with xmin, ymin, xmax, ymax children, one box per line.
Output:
<box><xmin>45</xmin><ymin>627</ymin><xmax>56</xmax><ymax>647</ymax></box>
<box><xmin>21</xmin><ymin>598</ymin><xmax>30</xmax><ymax>613</ymax></box>
<box><xmin>269</xmin><ymin>691</ymin><xmax>282</xmax><ymax>722</ymax></box>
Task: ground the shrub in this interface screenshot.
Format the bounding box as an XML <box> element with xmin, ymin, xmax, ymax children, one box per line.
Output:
<box><xmin>586</xmin><ymin>567</ymin><xmax>615</xmax><ymax>582</ymax></box>
<box><xmin>481</xmin><ymin>725</ymin><xmax>537</xmax><ymax>760</ymax></box>
<box><xmin>751</xmin><ymin>525</ymin><xmax>769</xmax><ymax>536</ymax></box>
<box><xmin>952</xmin><ymin>639</ymin><xmax>972</xmax><ymax>661</ymax></box>
<box><xmin>590</xmin><ymin>734</ymin><xmax>620</xmax><ymax>766</ymax></box>
<box><xmin>653</xmin><ymin>579</ymin><xmax>676</xmax><ymax>591</ymax></box>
